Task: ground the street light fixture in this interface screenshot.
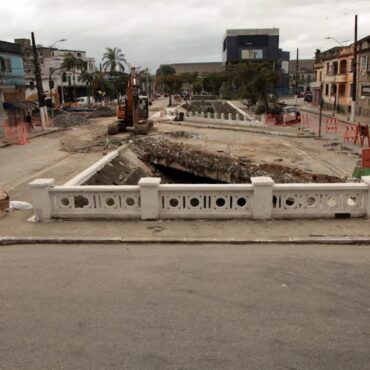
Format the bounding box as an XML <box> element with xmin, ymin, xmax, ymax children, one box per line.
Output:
<box><xmin>324</xmin><ymin>37</ymin><xmax>344</xmax><ymax>46</ymax></box>
<box><xmin>50</xmin><ymin>38</ymin><xmax>67</xmax><ymax>48</ymax></box>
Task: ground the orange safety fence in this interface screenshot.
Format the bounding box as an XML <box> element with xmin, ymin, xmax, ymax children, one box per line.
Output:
<box><xmin>343</xmin><ymin>125</ymin><xmax>357</xmax><ymax>143</ymax></box>
<box><xmin>3</xmin><ymin>120</ymin><xmax>29</xmax><ymax>145</ymax></box>
<box><xmin>300</xmin><ymin>114</ymin><xmax>310</xmax><ymax>127</ymax></box>
<box><xmin>325</xmin><ymin>117</ymin><xmax>338</xmax><ymax>133</ymax></box>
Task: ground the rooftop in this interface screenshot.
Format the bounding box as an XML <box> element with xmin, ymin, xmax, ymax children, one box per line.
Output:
<box><xmin>225</xmin><ymin>28</ymin><xmax>279</xmax><ymax>37</ymax></box>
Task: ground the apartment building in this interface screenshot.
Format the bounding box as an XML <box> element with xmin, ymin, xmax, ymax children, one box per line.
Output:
<box><xmin>14</xmin><ymin>38</ymin><xmax>96</xmax><ymax>103</ymax></box>
<box><xmin>0</xmin><ymin>40</ymin><xmax>25</xmax><ymax>134</ymax></box>
<box><xmin>357</xmin><ymin>35</ymin><xmax>370</xmax><ymax>117</ymax></box>
<box><xmin>313</xmin><ymin>46</ymin><xmax>354</xmax><ymax>113</ymax></box>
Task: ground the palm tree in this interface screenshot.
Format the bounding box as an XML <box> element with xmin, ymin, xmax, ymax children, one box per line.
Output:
<box><xmin>62</xmin><ymin>53</ymin><xmax>86</xmax><ymax>100</ymax></box>
<box><xmin>102</xmin><ymin>47</ymin><xmax>127</xmax><ymax>73</ymax></box>
<box><xmin>79</xmin><ymin>70</ymin><xmax>97</xmax><ymax>107</ymax></box>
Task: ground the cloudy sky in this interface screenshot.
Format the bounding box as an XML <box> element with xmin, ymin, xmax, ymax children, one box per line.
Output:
<box><xmin>1</xmin><ymin>0</ymin><xmax>369</xmax><ymax>72</ymax></box>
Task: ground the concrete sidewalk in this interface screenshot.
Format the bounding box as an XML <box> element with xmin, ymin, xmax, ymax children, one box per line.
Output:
<box><xmin>1</xmin><ymin>208</ymin><xmax>370</xmax><ymax>243</ymax></box>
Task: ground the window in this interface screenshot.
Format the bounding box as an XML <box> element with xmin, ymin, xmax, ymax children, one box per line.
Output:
<box><xmin>359</xmin><ymin>56</ymin><xmax>368</xmax><ymax>72</ymax></box>
<box><xmin>325</xmin><ymin>84</ymin><xmax>329</xmax><ymax>95</ymax></box>
<box><xmin>339</xmin><ymin>60</ymin><xmax>347</xmax><ymax>74</ymax></box>
<box><xmin>332</xmin><ymin>61</ymin><xmax>338</xmax><ymax>75</ymax></box>
<box><xmin>0</xmin><ymin>58</ymin><xmax>12</xmax><ymax>72</ymax></box>
<box><xmin>319</xmin><ymin>71</ymin><xmax>322</xmax><ymax>81</ymax></box>
<box><xmin>77</xmin><ymin>52</ymin><xmax>81</xmax><ymax>57</ymax></box>
<box><xmin>338</xmin><ymin>84</ymin><xmax>346</xmax><ymax>96</ymax></box>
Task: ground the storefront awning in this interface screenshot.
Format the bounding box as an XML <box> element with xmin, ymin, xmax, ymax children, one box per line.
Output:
<box><xmin>2</xmin><ymin>100</ymin><xmax>38</xmax><ymax>110</ymax></box>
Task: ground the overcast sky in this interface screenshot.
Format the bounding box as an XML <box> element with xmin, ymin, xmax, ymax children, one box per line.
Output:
<box><xmin>1</xmin><ymin>0</ymin><xmax>369</xmax><ymax>72</ymax></box>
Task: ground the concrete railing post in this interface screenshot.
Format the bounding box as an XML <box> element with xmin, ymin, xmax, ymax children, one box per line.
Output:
<box><xmin>29</xmin><ymin>178</ymin><xmax>55</xmax><ymax>221</ymax></box>
<box><xmin>207</xmin><ymin>112</ymin><xmax>211</xmax><ymax>119</ymax></box>
<box><xmin>200</xmin><ymin>111</ymin><xmax>204</xmax><ymax>118</ymax></box>
<box><xmin>235</xmin><ymin>113</ymin><xmax>240</xmax><ymax>121</ymax></box>
<box><xmin>139</xmin><ymin>177</ymin><xmax>161</xmax><ymax>220</ymax></box>
<box><xmin>220</xmin><ymin>113</ymin><xmax>225</xmax><ymax>120</ymax></box>
<box><xmin>228</xmin><ymin>113</ymin><xmax>233</xmax><ymax>120</ymax></box>
<box><xmin>251</xmin><ymin>177</ymin><xmax>274</xmax><ymax>220</ymax></box>
<box><xmin>362</xmin><ymin>176</ymin><xmax>370</xmax><ymax>218</ymax></box>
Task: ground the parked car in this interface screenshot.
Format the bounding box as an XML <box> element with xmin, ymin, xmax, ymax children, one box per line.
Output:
<box><xmin>270</xmin><ymin>105</ymin><xmax>300</xmax><ymax>124</ymax></box>
<box><xmin>304</xmin><ymin>92</ymin><xmax>313</xmax><ymax>102</ymax></box>
<box><xmin>75</xmin><ymin>96</ymin><xmax>96</xmax><ymax>107</ymax></box>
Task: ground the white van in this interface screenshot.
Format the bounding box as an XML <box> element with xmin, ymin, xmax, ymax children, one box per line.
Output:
<box><xmin>75</xmin><ymin>96</ymin><xmax>95</xmax><ymax>107</ymax></box>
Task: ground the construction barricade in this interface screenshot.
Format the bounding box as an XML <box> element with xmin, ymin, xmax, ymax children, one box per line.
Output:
<box><xmin>301</xmin><ymin>114</ymin><xmax>310</xmax><ymax>128</ymax></box>
<box><xmin>343</xmin><ymin>125</ymin><xmax>357</xmax><ymax>144</ymax></box>
<box><xmin>354</xmin><ymin>124</ymin><xmax>370</xmax><ymax>148</ymax></box>
<box><xmin>325</xmin><ymin>117</ymin><xmax>338</xmax><ymax>133</ymax></box>
<box><xmin>3</xmin><ymin>120</ymin><xmax>29</xmax><ymax>145</ymax></box>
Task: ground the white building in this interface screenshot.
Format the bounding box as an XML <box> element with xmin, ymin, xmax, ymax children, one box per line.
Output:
<box><xmin>14</xmin><ymin>39</ymin><xmax>96</xmax><ymax>104</ymax></box>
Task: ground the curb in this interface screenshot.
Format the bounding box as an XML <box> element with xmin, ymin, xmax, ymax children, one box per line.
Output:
<box><xmin>1</xmin><ymin>236</ymin><xmax>370</xmax><ymax>246</ymax></box>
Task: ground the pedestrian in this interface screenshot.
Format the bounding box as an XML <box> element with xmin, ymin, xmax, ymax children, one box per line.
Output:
<box><xmin>25</xmin><ymin>110</ymin><xmax>33</xmax><ymax>129</ymax></box>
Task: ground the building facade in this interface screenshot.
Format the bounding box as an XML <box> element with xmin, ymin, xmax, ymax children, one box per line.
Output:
<box><xmin>312</xmin><ymin>46</ymin><xmax>354</xmax><ymax>114</ymax></box>
<box><xmin>357</xmin><ymin>35</ymin><xmax>370</xmax><ymax>117</ymax></box>
<box><xmin>0</xmin><ymin>40</ymin><xmax>25</xmax><ymax>135</ymax></box>
<box><xmin>14</xmin><ymin>38</ymin><xmax>96</xmax><ymax>104</ymax></box>
<box><xmin>289</xmin><ymin>59</ymin><xmax>315</xmax><ymax>92</ymax></box>
<box><xmin>222</xmin><ymin>28</ymin><xmax>290</xmax><ymax>95</ymax></box>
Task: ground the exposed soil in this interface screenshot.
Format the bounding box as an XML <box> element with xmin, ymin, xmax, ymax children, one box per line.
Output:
<box><xmin>132</xmin><ymin>137</ymin><xmax>342</xmax><ymax>184</ymax></box>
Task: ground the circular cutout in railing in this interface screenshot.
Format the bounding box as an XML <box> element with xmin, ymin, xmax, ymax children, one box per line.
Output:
<box><xmin>237</xmin><ymin>197</ymin><xmax>247</xmax><ymax>208</ymax></box>
<box><xmin>169</xmin><ymin>198</ymin><xmax>179</xmax><ymax>208</ymax></box>
<box><xmin>285</xmin><ymin>197</ymin><xmax>296</xmax><ymax>207</ymax></box>
<box><xmin>126</xmin><ymin>197</ymin><xmax>135</xmax><ymax>207</ymax></box>
<box><xmin>347</xmin><ymin>196</ymin><xmax>357</xmax><ymax>207</ymax></box>
<box><xmin>106</xmin><ymin>197</ymin><xmax>115</xmax><ymax>207</ymax></box>
<box><xmin>190</xmin><ymin>198</ymin><xmax>200</xmax><ymax>207</ymax></box>
<box><xmin>61</xmin><ymin>198</ymin><xmax>70</xmax><ymax>207</ymax></box>
<box><xmin>306</xmin><ymin>196</ymin><xmax>316</xmax><ymax>207</ymax></box>
<box><xmin>326</xmin><ymin>196</ymin><xmax>337</xmax><ymax>208</ymax></box>
<box><xmin>215</xmin><ymin>197</ymin><xmax>226</xmax><ymax>208</ymax></box>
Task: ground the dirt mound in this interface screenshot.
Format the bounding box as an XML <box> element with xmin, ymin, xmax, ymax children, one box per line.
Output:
<box><xmin>132</xmin><ymin>138</ymin><xmax>343</xmax><ymax>184</ymax></box>
<box><xmin>90</xmin><ymin>107</ymin><xmax>115</xmax><ymax>118</ymax></box>
<box><xmin>54</xmin><ymin>112</ymin><xmax>89</xmax><ymax>128</ymax></box>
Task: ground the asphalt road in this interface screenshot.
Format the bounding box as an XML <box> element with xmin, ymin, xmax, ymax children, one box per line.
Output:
<box><xmin>1</xmin><ymin>243</ymin><xmax>370</xmax><ymax>370</ymax></box>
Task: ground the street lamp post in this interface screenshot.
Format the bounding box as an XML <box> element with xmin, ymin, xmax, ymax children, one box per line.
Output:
<box><xmin>324</xmin><ymin>37</ymin><xmax>345</xmax><ymax>46</ymax></box>
<box><xmin>49</xmin><ymin>38</ymin><xmax>67</xmax><ymax>48</ymax></box>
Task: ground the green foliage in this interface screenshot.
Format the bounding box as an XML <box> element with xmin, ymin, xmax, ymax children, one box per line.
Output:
<box><xmin>102</xmin><ymin>47</ymin><xmax>127</xmax><ymax>72</ymax></box>
<box><xmin>156</xmin><ymin>65</ymin><xmax>176</xmax><ymax>76</ymax></box>
<box><xmin>202</xmin><ymin>72</ymin><xmax>224</xmax><ymax>96</ymax></box>
<box><xmin>223</xmin><ymin>62</ymin><xmax>278</xmax><ymax>109</ymax></box>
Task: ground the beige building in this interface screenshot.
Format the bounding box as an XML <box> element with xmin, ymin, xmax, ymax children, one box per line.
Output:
<box><xmin>357</xmin><ymin>35</ymin><xmax>370</xmax><ymax>117</ymax></box>
<box><xmin>313</xmin><ymin>46</ymin><xmax>354</xmax><ymax>114</ymax></box>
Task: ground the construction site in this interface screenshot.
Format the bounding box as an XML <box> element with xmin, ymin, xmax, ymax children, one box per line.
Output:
<box><xmin>49</xmin><ymin>98</ymin><xmax>359</xmax><ymax>188</ymax></box>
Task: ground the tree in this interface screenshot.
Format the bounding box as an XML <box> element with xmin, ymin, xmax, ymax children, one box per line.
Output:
<box><xmin>223</xmin><ymin>62</ymin><xmax>278</xmax><ymax>110</ymax></box>
<box><xmin>102</xmin><ymin>47</ymin><xmax>127</xmax><ymax>73</ymax></box>
<box><xmin>156</xmin><ymin>65</ymin><xmax>176</xmax><ymax>76</ymax></box>
<box><xmin>62</xmin><ymin>53</ymin><xmax>86</xmax><ymax>100</ymax></box>
<box><xmin>156</xmin><ymin>74</ymin><xmax>182</xmax><ymax>106</ymax></box>
<box><xmin>202</xmin><ymin>72</ymin><xmax>224</xmax><ymax>96</ymax></box>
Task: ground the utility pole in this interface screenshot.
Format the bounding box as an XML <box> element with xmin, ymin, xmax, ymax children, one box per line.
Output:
<box><xmin>31</xmin><ymin>32</ymin><xmax>48</xmax><ymax>129</ymax></box>
<box><xmin>295</xmin><ymin>48</ymin><xmax>299</xmax><ymax>109</ymax></box>
<box><xmin>350</xmin><ymin>14</ymin><xmax>358</xmax><ymax>123</ymax></box>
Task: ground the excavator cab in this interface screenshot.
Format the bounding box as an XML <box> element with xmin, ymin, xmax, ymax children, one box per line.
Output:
<box><xmin>108</xmin><ymin>66</ymin><xmax>153</xmax><ymax>135</ymax></box>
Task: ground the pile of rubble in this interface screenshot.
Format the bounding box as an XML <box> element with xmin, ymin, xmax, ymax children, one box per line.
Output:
<box><xmin>132</xmin><ymin>138</ymin><xmax>342</xmax><ymax>184</ymax></box>
<box><xmin>54</xmin><ymin>112</ymin><xmax>89</xmax><ymax>128</ymax></box>
<box><xmin>89</xmin><ymin>107</ymin><xmax>116</xmax><ymax>118</ymax></box>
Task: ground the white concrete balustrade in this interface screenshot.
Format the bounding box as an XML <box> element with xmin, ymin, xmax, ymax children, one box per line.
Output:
<box><xmin>183</xmin><ymin>110</ymin><xmax>264</xmax><ymax>128</ymax></box>
<box><xmin>29</xmin><ymin>176</ymin><xmax>370</xmax><ymax>221</ymax></box>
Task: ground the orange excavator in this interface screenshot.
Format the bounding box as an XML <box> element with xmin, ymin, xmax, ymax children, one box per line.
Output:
<box><xmin>108</xmin><ymin>66</ymin><xmax>153</xmax><ymax>135</ymax></box>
